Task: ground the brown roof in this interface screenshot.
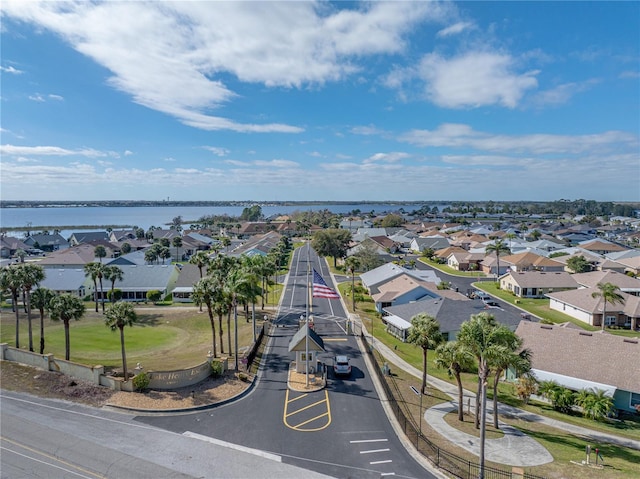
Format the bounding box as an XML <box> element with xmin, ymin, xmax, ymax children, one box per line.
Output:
<box><xmin>515</xmin><ymin>321</ymin><xmax>639</xmax><ymax>392</ymax></box>
<box><xmin>572</xmin><ymin>270</ymin><xmax>640</xmax><ymax>291</ymax></box>
<box><xmin>504</xmin><ymin>271</ymin><xmax>579</xmax><ymax>288</ymax></box>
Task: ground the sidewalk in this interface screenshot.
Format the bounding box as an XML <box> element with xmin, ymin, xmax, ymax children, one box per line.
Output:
<box><xmin>370</xmin><ymin>335</ymin><xmax>640</xmax><ymax>463</ymax></box>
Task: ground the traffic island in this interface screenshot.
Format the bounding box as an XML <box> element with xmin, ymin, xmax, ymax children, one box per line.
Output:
<box><xmin>287</xmin><ymin>361</ymin><xmax>326</xmax><ymax>392</ymax></box>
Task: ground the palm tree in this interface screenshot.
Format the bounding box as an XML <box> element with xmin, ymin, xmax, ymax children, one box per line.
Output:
<box><xmin>241</xmin><ymin>256</ymin><xmax>262</xmax><ymax>341</ymax></box>
<box><xmin>104</xmin><ymin>301</ymin><xmax>138</xmax><ymax>380</ymax></box>
<box><xmin>172</xmin><ymin>236</ymin><xmax>183</xmax><ymax>261</ymax></box>
<box><xmin>1</xmin><ymin>266</ymin><xmax>24</xmax><ymax>348</ymax></box>
<box><xmin>48</xmin><ymin>294</ymin><xmax>85</xmax><ymax>360</ymax></box>
<box><xmin>31</xmin><ymin>287</ymin><xmax>55</xmax><ymax>354</ymax></box>
<box><xmin>189</xmin><ymin>251</ymin><xmax>210</xmax><ymax>278</ymax></box>
<box><xmin>94</xmin><ymin>245</ymin><xmax>107</xmax><ymax>263</ymax></box>
<box><xmin>575</xmin><ymin>388</ymin><xmax>614</xmax><ymax>421</ymax></box>
<box><xmin>225</xmin><ymin>266</ymin><xmax>250</xmax><ymax>371</ymax></box>
<box><xmin>591</xmin><ymin>282</ymin><xmax>625</xmax><ymax>330</ymax></box>
<box><xmin>84</xmin><ymin>262</ymin><xmax>101</xmax><ymax>312</ymax></box>
<box><xmin>192</xmin><ymin>277</ymin><xmax>218</xmax><ymax>358</ymax></box>
<box><xmin>103</xmin><ymin>265</ymin><xmax>124</xmax><ymax>302</ymax></box>
<box><xmin>222</xmin><ymin>236</ymin><xmax>231</xmax><ymax>253</ymax></box>
<box><xmin>406</xmin><ymin>313</ymin><xmax>443</xmax><ymax>395</ymax></box>
<box><xmin>485</xmin><ymin>239</ymin><xmax>511</xmax><ymax>281</ymax></box>
<box><xmin>434</xmin><ymin>341</ymin><xmax>474</xmax><ymax>421</ymax></box>
<box><xmin>344</xmin><ymin>256</ymin><xmax>360</xmax><ymax>312</ymax></box>
<box><xmin>457</xmin><ymin>312</ymin><xmax>514</xmax><ymax>479</ymax></box>
<box><xmin>490</xmin><ymin>345</ymin><xmax>531</xmax><ymax>429</ymax></box>
<box><xmin>20</xmin><ymin>264</ymin><xmax>45</xmax><ymax>352</ymax></box>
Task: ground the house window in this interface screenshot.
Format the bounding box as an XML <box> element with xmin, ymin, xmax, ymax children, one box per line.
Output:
<box><xmin>631</xmin><ymin>393</ymin><xmax>640</xmax><ymax>409</ymax></box>
<box><xmin>605</xmin><ymin>315</ymin><xmax>617</xmax><ymax>326</ymax></box>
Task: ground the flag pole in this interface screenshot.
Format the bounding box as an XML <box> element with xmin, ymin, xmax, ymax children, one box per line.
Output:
<box><xmin>305</xmin><ymin>241</ymin><xmax>310</xmax><ymax>387</ymax></box>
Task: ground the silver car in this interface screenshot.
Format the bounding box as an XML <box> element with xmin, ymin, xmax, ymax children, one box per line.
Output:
<box><xmin>333</xmin><ymin>355</ymin><xmax>351</xmax><ymax>377</ymax></box>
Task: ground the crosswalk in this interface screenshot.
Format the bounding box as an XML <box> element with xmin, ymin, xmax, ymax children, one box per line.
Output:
<box><xmin>349</xmin><ymin>437</ymin><xmax>396</xmax><ymax>476</ymax></box>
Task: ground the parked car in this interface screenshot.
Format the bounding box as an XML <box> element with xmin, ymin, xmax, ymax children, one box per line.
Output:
<box><xmin>474</xmin><ymin>291</ymin><xmax>491</xmax><ymax>301</ymax></box>
<box><xmin>484</xmin><ymin>300</ymin><xmax>501</xmax><ymax>309</ymax></box>
<box><xmin>333</xmin><ymin>355</ymin><xmax>351</xmax><ymax>377</ymax></box>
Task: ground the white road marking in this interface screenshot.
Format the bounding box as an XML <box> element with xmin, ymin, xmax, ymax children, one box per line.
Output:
<box><xmin>360</xmin><ymin>448</ymin><xmax>390</xmax><ymax>454</ymax></box>
<box><xmin>370</xmin><ymin>460</ymin><xmax>393</xmax><ymax>465</ymax></box>
<box><xmin>183</xmin><ymin>431</ymin><xmax>282</xmax><ymax>462</ymax></box>
<box><xmin>349</xmin><ymin>439</ymin><xmax>388</xmax><ymax>443</ymax></box>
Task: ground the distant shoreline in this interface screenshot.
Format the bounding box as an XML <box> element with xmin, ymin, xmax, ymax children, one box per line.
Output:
<box><xmin>1</xmin><ymin>200</ymin><xmax>435</xmax><ymax>209</ymax></box>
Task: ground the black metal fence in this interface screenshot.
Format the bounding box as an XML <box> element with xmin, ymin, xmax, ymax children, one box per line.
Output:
<box><xmin>361</xmin><ymin>333</ymin><xmax>547</xmax><ymax>479</ymax></box>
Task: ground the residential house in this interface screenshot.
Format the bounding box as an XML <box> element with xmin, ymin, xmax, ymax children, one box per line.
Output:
<box><xmin>23</xmin><ymin>233</ymin><xmax>69</xmax><ymax>252</ymax></box>
<box><xmin>572</xmin><ymin>270</ymin><xmax>640</xmax><ymax>296</ymax></box>
<box><xmin>371</xmin><ymin>274</ymin><xmax>439</xmax><ymax>312</ymax></box>
<box><xmin>500</xmin><ymin>271</ymin><xmax>579</xmax><ymax>298</ymax></box>
<box><xmin>68</xmin><ymin>231</ymin><xmax>110</xmax><ymax>246</ymax></box>
<box><xmin>230</xmin><ymin>231</ymin><xmax>282</xmax><ymax>258</ymax></box>
<box><xmin>578</xmin><ymin>239</ymin><xmax>627</xmax><ymax>256</ymax></box>
<box><xmin>37</xmin><ymin>269</ymin><xmax>91</xmax><ymax>298</ymax></box>
<box><xmin>109</xmin><ymin>229</ymin><xmax>139</xmax><ymax>242</ymax></box>
<box><xmin>0</xmin><ymin>235</ymin><xmax>30</xmax><ymax>259</ymax></box>
<box><xmin>479</xmin><ymin>254</ymin><xmax>513</xmax><ymax>278</ymax></box>
<box><xmin>500</xmin><ymin>252</ymin><xmax>565</xmax><ymax>272</ymax></box>
<box><xmin>347</xmin><ymin>236</ymin><xmax>399</xmax><ymax>258</ymax></box>
<box><xmin>171</xmin><ymin>264</ymin><xmax>205</xmax><ymax>303</ymax></box>
<box><xmin>446</xmin><ymin>251</ymin><xmax>485</xmax><ymax>272</ymax></box>
<box><xmin>96</xmin><ymin>264</ymin><xmax>180</xmax><ymax>302</ymax></box>
<box><xmin>339</xmin><ymin>218</ymin><xmax>373</xmax><ymax>233</ymax></box>
<box><xmin>37</xmin><ymin>244</ymin><xmax>105</xmax><ymax>269</ymax></box>
<box><xmin>546</xmin><ymin>288</ymin><xmax>640</xmax><ymax>329</ymax></box>
<box><xmin>410</xmin><ymin>236</ymin><xmax>450</xmax><ymax>253</ymax></box>
<box><xmin>515</xmin><ymin>321</ymin><xmax>640</xmax><ymax>413</ymax></box>
<box><xmin>382</xmin><ymin>295</ymin><xmax>522</xmax><ymax>342</ymax></box>
<box><xmin>359</xmin><ymin>263</ymin><xmax>440</xmax><ymax>295</ymax></box>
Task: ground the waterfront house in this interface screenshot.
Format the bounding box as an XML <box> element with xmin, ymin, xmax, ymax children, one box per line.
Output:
<box><xmin>23</xmin><ymin>233</ymin><xmax>69</xmax><ymax>252</ymax></box>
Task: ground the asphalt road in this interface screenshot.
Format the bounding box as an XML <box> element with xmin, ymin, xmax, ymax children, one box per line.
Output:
<box><xmin>1</xmin><ymin>390</ymin><xmax>332</xmax><ymax>479</ymax></box>
<box><xmin>138</xmin><ymin>243</ymin><xmax>436</xmax><ymax>479</ymax></box>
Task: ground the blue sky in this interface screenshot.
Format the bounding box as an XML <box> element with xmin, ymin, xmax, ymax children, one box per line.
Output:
<box><xmin>1</xmin><ymin>1</ymin><xmax>638</xmax><ymax>202</ymax></box>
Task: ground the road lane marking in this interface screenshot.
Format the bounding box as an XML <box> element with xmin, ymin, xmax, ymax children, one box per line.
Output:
<box><xmin>183</xmin><ymin>432</ymin><xmax>281</xmax><ymax>462</ymax></box>
<box><xmin>323</xmin><ymin>338</ymin><xmax>348</xmax><ymax>342</ymax></box>
<box><xmin>285</xmin><ymin>398</ymin><xmax>328</xmax><ymax>417</ymax></box>
<box><xmin>292</xmin><ymin>411</ymin><xmax>330</xmax><ymax>429</ymax></box>
<box><xmin>381</xmin><ymin>472</ymin><xmax>396</xmax><ymax>476</ymax></box>
<box><xmin>359</xmin><ymin>448</ymin><xmax>390</xmax><ymax>454</ymax></box>
<box><xmin>287</xmin><ymin>392</ymin><xmax>309</xmax><ymax>403</ymax></box>
<box><xmin>370</xmin><ymin>460</ymin><xmax>393</xmax><ymax>465</ymax></box>
<box><xmin>349</xmin><ymin>439</ymin><xmax>388</xmax><ymax>443</ymax></box>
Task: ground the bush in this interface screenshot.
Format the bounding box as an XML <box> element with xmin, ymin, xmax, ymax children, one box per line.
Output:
<box><xmin>107</xmin><ymin>289</ymin><xmax>123</xmax><ymax>302</ymax></box>
<box><xmin>146</xmin><ymin>290</ymin><xmax>162</xmax><ymax>303</ymax></box>
<box><xmin>132</xmin><ymin>371</ymin><xmax>150</xmax><ymax>392</ymax></box>
<box><xmin>210</xmin><ymin>360</ymin><xmax>223</xmax><ymax>378</ymax></box>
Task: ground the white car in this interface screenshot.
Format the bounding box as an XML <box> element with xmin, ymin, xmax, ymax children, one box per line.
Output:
<box><xmin>333</xmin><ymin>355</ymin><xmax>351</xmax><ymax>377</ymax></box>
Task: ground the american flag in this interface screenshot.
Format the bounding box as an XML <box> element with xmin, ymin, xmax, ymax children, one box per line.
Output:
<box><xmin>312</xmin><ymin>269</ymin><xmax>340</xmax><ymax>299</ymax></box>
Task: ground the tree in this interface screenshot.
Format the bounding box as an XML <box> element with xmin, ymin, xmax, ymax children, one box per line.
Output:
<box><xmin>172</xmin><ymin>236</ymin><xmax>183</xmax><ymax>261</ymax></box>
<box><xmin>406</xmin><ymin>314</ymin><xmax>443</xmax><ymax>395</ymax></box>
<box><xmin>485</xmin><ymin>239</ymin><xmax>511</xmax><ymax>281</ymax></box>
<box><xmin>225</xmin><ymin>266</ymin><xmax>250</xmax><ymax>371</ymax></box>
<box><xmin>567</xmin><ymin>255</ymin><xmax>591</xmax><ymax>273</ymax></box>
<box><xmin>344</xmin><ymin>256</ymin><xmax>360</xmax><ymax>312</ymax></box>
<box><xmin>144</xmin><ymin>247</ymin><xmax>158</xmax><ymax>264</ymax></box>
<box><xmin>1</xmin><ymin>266</ymin><xmax>24</xmax><ymax>348</ymax></box>
<box><xmin>352</xmin><ymin>242</ymin><xmax>385</xmax><ymax>271</ymax></box>
<box><xmin>591</xmin><ymin>282</ymin><xmax>625</xmax><ymax>330</ymax></box>
<box><xmin>311</xmin><ymin>229</ymin><xmax>352</xmax><ymax>267</ymax></box>
<box><xmin>538</xmin><ymin>381</ymin><xmax>575</xmax><ymax>413</ymax></box>
<box><xmin>379</xmin><ymin>214</ymin><xmax>404</xmax><ymax>227</ymax></box>
<box><xmin>104</xmin><ymin>301</ymin><xmax>138</xmax><ymax>380</ymax></box>
<box><xmin>15</xmin><ymin>248</ymin><xmax>26</xmax><ymax>263</ymax></box>
<box><xmin>221</xmin><ymin>236</ymin><xmax>231</xmax><ymax>253</ymax></box>
<box><xmin>103</xmin><ymin>265</ymin><xmax>124</xmax><ymax>302</ymax></box>
<box><xmin>434</xmin><ymin>341</ymin><xmax>474</xmax><ymax>421</ymax></box>
<box><xmin>49</xmin><ymin>294</ymin><xmax>85</xmax><ymax>360</ymax></box>
<box><xmin>20</xmin><ymin>264</ymin><xmax>45</xmax><ymax>352</ymax></box>
<box><xmin>31</xmin><ymin>287</ymin><xmax>55</xmax><ymax>354</ymax></box>
<box><xmin>457</xmin><ymin>312</ymin><xmax>514</xmax><ymax>478</ymax></box>
<box><xmin>192</xmin><ymin>277</ymin><xmax>219</xmax><ymax>358</ymax></box>
<box><xmin>94</xmin><ymin>245</ymin><xmax>107</xmax><ymax>263</ymax></box>
<box><xmin>490</xmin><ymin>346</ymin><xmax>531</xmax><ymax>429</ymax></box>
<box><xmin>84</xmin><ymin>262</ymin><xmax>101</xmax><ymax>312</ymax></box>
<box><xmin>241</xmin><ymin>255</ymin><xmax>264</xmax><ymax>341</ymax></box>
<box><xmin>146</xmin><ymin>290</ymin><xmax>162</xmax><ymax>303</ymax></box>
<box><xmin>189</xmin><ymin>251</ymin><xmax>210</xmax><ymax>278</ymax></box>
<box><xmin>121</xmin><ymin>242</ymin><xmax>132</xmax><ymax>254</ymax></box>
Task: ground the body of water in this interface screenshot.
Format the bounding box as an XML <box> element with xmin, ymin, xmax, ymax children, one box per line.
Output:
<box><xmin>0</xmin><ymin>203</ymin><xmax>442</xmax><ymax>238</ymax></box>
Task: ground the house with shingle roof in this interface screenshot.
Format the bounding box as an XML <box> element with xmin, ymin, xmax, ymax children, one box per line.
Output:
<box><xmin>95</xmin><ymin>264</ymin><xmax>180</xmax><ymax>302</ymax></box>
<box><xmin>37</xmin><ymin>244</ymin><xmax>104</xmax><ymax>268</ymax></box>
<box><xmin>500</xmin><ymin>251</ymin><xmax>565</xmax><ymax>272</ymax></box>
<box><xmin>546</xmin><ymin>288</ymin><xmax>640</xmax><ymax>329</ymax></box>
<box><xmin>515</xmin><ymin>321</ymin><xmax>640</xmax><ymax>413</ymax></box>
<box><xmin>446</xmin><ymin>251</ymin><xmax>485</xmax><ymax>271</ymax></box>
<box><xmin>0</xmin><ymin>236</ymin><xmax>30</xmax><ymax>259</ymax></box>
<box><xmin>572</xmin><ymin>270</ymin><xmax>640</xmax><ymax>295</ymax></box>
<box><xmin>383</xmin><ymin>295</ymin><xmax>522</xmax><ymax>342</ymax></box>
<box><xmin>500</xmin><ymin>271</ymin><xmax>579</xmax><ymax>298</ymax></box>
<box><xmin>410</xmin><ymin>236</ymin><xmax>450</xmax><ymax>253</ymax></box>
<box><xmin>371</xmin><ymin>274</ymin><xmax>440</xmax><ymax>312</ymax></box>
<box><xmin>37</xmin><ymin>268</ymin><xmax>92</xmax><ymax>298</ymax></box>
<box><xmin>23</xmin><ymin>233</ymin><xmax>69</xmax><ymax>252</ymax></box>
<box><xmin>68</xmin><ymin>231</ymin><xmax>110</xmax><ymax>246</ymax></box>
<box><xmin>359</xmin><ymin>263</ymin><xmax>440</xmax><ymax>295</ymax></box>
<box><xmin>578</xmin><ymin>239</ymin><xmax>627</xmax><ymax>255</ymax></box>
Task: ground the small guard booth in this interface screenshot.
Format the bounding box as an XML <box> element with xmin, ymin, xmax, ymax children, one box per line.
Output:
<box><xmin>288</xmin><ymin>323</ymin><xmax>325</xmax><ymax>373</ymax></box>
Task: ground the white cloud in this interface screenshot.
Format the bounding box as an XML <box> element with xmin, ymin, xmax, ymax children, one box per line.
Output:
<box><xmin>0</xmin><ymin>144</ymin><xmax>108</xmax><ymax>157</ymax></box>
<box><xmin>418</xmin><ymin>51</ymin><xmax>539</xmax><ymax>108</ymax></box>
<box><xmin>350</xmin><ymin>125</ymin><xmax>386</xmax><ymax>136</ymax></box>
<box><xmin>1</xmin><ymin>65</ymin><xmax>24</xmax><ymax>74</ymax></box>
<box><xmin>202</xmin><ymin>146</ymin><xmax>230</xmax><ymax>157</ymax></box>
<box><xmin>48</xmin><ymin>94</ymin><xmax>64</xmax><ymax>101</ymax></box>
<box><xmin>1</xmin><ymin>1</ymin><xmax>450</xmax><ymax>133</ymax></box>
<box><xmin>28</xmin><ymin>93</ymin><xmax>45</xmax><ymax>102</ymax></box>
<box><xmin>533</xmin><ymin>79</ymin><xmax>599</xmax><ymax>106</ymax></box>
<box><xmin>363</xmin><ymin>152</ymin><xmax>410</xmax><ymax>164</ymax></box>
<box><xmin>124</xmin><ymin>150</ymin><xmax>133</xmax><ymax>156</ymax></box>
<box><xmin>399</xmin><ymin>123</ymin><xmax>639</xmax><ymax>155</ymax></box>
<box><xmin>436</xmin><ymin>21</ymin><xmax>474</xmax><ymax>38</ymax></box>
<box><xmin>619</xmin><ymin>70</ymin><xmax>640</xmax><ymax>79</ymax></box>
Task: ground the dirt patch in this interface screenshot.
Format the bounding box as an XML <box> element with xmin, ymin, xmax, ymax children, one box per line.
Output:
<box><xmin>0</xmin><ymin>360</ymin><xmax>251</xmax><ymax>410</ymax></box>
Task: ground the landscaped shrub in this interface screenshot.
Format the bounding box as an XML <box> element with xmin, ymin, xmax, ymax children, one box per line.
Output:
<box><xmin>107</xmin><ymin>289</ymin><xmax>122</xmax><ymax>302</ymax></box>
<box><xmin>210</xmin><ymin>360</ymin><xmax>223</xmax><ymax>378</ymax></box>
<box><xmin>515</xmin><ymin>375</ymin><xmax>538</xmax><ymax>405</ymax></box>
<box><xmin>146</xmin><ymin>290</ymin><xmax>162</xmax><ymax>303</ymax></box>
<box><xmin>539</xmin><ymin>380</ymin><xmax>575</xmax><ymax>413</ymax></box>
<box><xmin>132</xmin><ymin>371</ymin><xmax>150</xmax><ymax>392</ymax></box>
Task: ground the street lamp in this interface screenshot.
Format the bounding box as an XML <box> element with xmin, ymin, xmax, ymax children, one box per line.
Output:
<box><xmin>411</xmin><ymin>385</ymin><xmax>423</xmax><ymax>436</ymax></box>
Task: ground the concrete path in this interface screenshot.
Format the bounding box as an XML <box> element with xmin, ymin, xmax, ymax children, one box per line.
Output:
<box><xmin>369</xmin><ymin>335</ymin><xmax>640</xmax><ymax>466</ymax></box>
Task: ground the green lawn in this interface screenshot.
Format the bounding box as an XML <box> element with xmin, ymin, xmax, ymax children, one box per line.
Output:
<box><xmin>1</xmin><ymin>305</ymin><xmax>264</xmax><ymax>371</ymax></box>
